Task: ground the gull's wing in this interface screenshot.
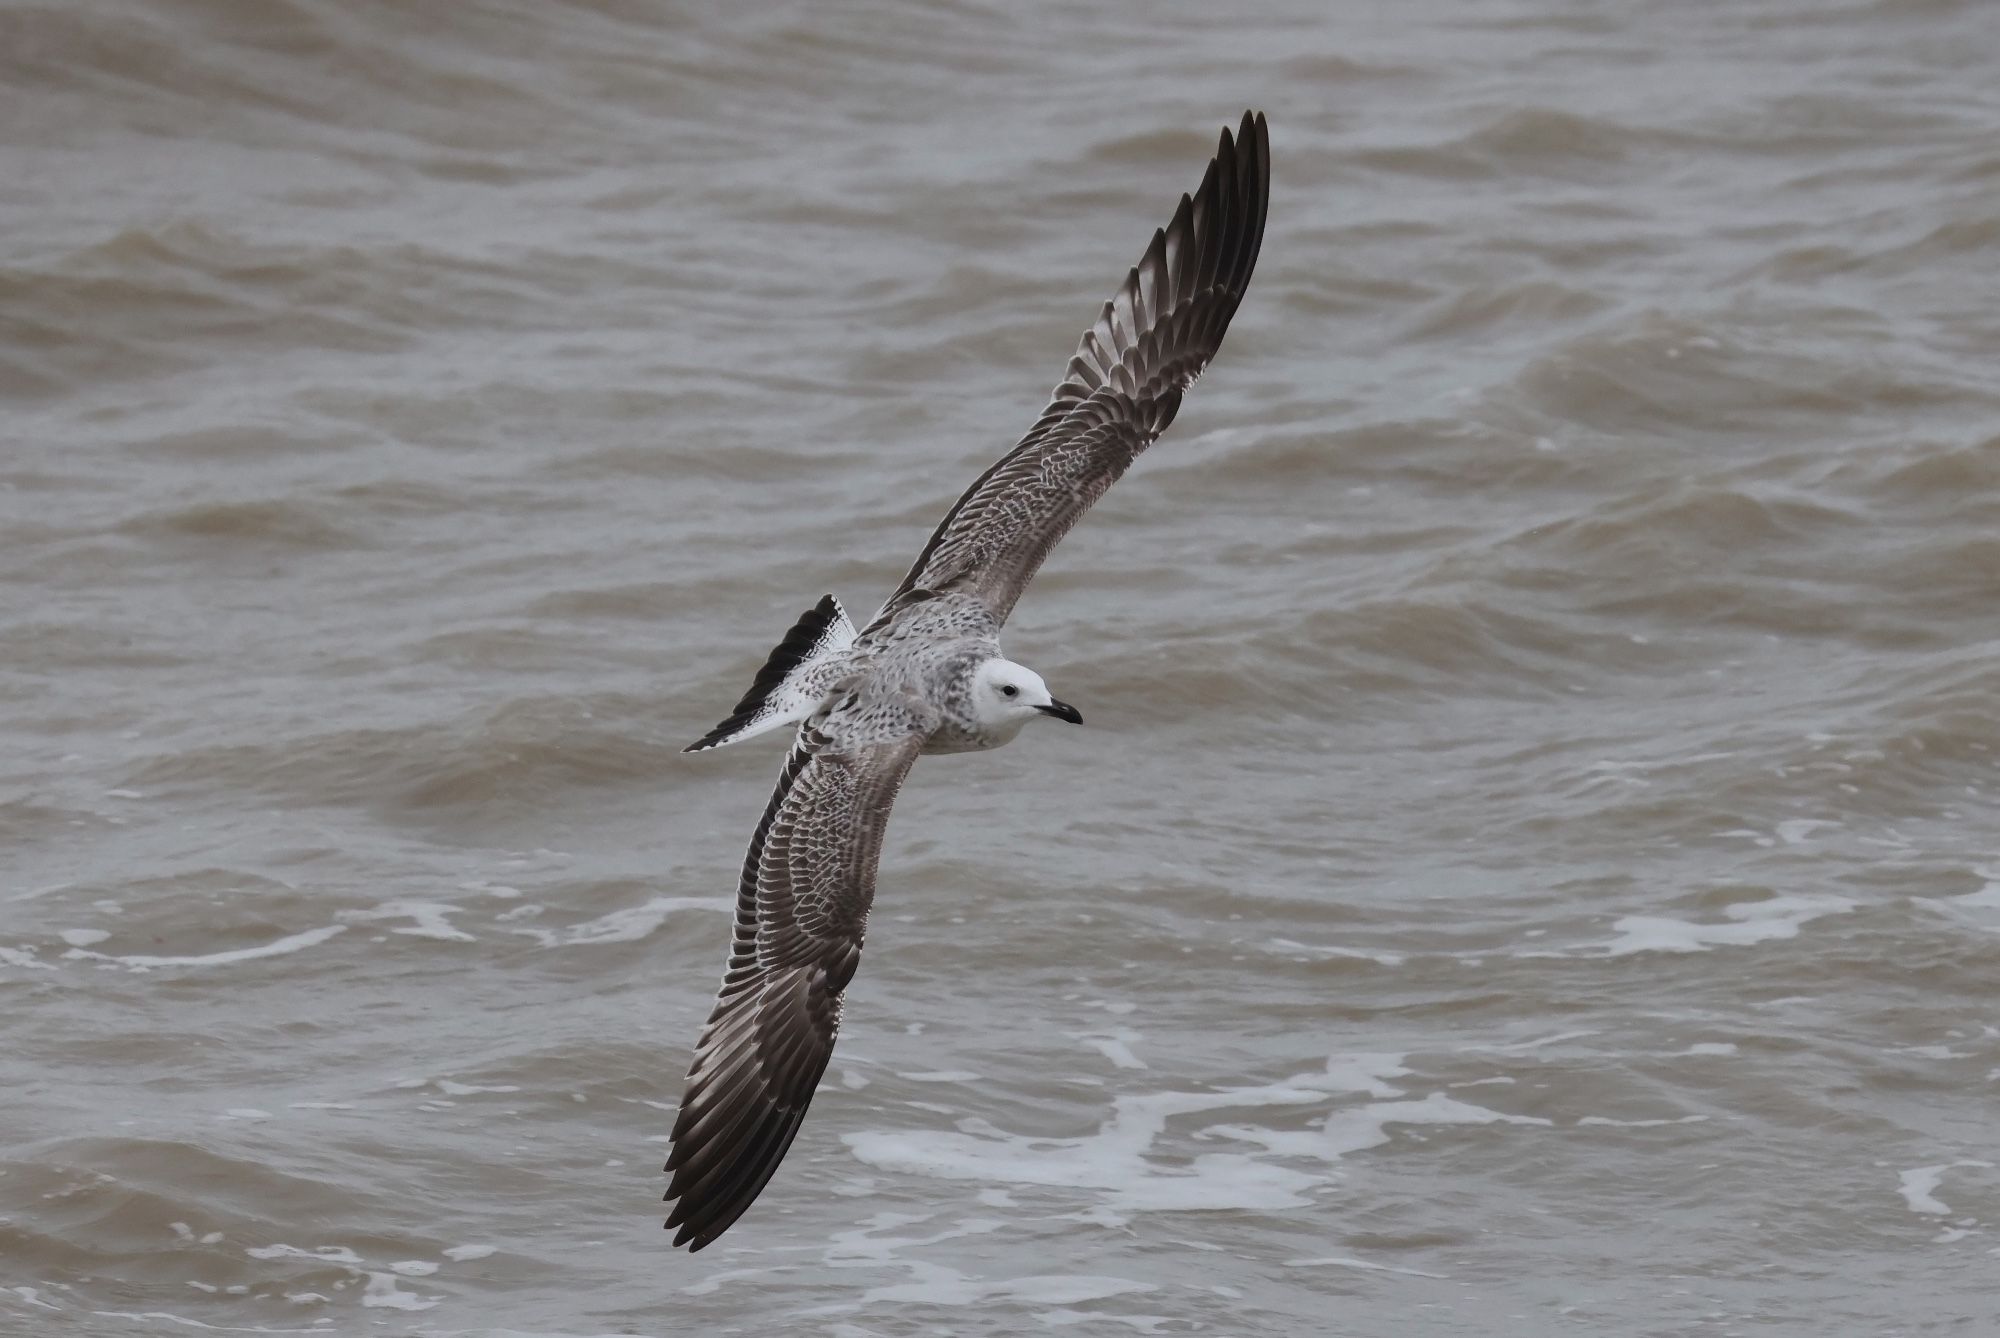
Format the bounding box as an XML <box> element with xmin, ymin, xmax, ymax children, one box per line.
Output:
<box><xmin>663</xmin><ymin>723</ymin><xmax>924</xmax><ymax>1251</ymax></box>
<box><xmin>881</xmin><ymin>111</ymin><xmax>1269</xmax><ymax>628</ymax></box>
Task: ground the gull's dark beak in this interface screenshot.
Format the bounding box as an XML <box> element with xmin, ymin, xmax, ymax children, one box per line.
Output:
<box><xmin>1035</xmin><ymin>698</ymin><xmax>1083</xmax><ymax>725</ymax></box>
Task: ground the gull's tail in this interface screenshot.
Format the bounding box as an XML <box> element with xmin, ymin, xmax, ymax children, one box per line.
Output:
<box><xmin>684</xmin><ymin>595</ymin><xmax>856</xmax><ymax>753</ymax></box>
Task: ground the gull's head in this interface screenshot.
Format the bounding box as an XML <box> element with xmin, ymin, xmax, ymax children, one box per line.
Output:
<box><xmin>970</xmin><ymin>657</ymin><xmax>1082</xmax><ymax>737</ymax></box>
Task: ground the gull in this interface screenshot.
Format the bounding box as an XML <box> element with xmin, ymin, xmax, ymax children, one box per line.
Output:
<box><xmin>664</xmin><ymin>111</ymin><xmax>1270</xmax><ymax>1250</ymax></box>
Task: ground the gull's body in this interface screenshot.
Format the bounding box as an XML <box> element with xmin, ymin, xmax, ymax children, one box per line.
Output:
<box><xmin>664</xmin><ymin>112</ymin><xmax>1270</xmax><ymax>1250</ymax></box>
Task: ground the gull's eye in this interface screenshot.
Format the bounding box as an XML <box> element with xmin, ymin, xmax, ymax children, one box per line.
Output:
<box><xmin>1000</xmin><ymin>684</ymin><xmax>1019</xmax><ymax>698</ymax></box>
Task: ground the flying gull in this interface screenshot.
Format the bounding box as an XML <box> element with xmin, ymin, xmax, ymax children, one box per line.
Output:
<box><xmin>664</xmin><ymin>111</ymin><xmax>1270</xmax><ymax>1250</ymax></box>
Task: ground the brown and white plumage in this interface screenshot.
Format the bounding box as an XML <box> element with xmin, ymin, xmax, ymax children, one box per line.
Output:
<box><xmin>882</xmin><ymin>110</ymin><xmax>1269</xmax><ymax>628</ymax></box>
<box><xmin>665</xmin><ymin>722</ymin><xmax>926</xmax><ymax>1249</ymax></box>
<box><xmin>664</xmin><ymin>112</ymin><xmax>1270</xmax><ymax>1251</ymax></box>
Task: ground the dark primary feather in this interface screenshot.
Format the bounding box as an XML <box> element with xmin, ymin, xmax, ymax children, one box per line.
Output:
<box><xmin>883</xmin><ymin>110</ymin><xmax>1270</xmax><ymax>627</ymax></box>
<box><xmin>663</xmin><ymin>730</ymin><xmax>923</xmax><ymax>1250</ymax></box>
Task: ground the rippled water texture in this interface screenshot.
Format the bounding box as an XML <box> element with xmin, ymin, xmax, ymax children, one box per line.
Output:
<box><xmin>6</xmin><ymin>1</ymin><xmax>2000</xmax><ymax>1333</ymax></box>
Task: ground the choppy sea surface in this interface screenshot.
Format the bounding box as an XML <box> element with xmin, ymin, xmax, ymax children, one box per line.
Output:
<box><xmin>6</xmin><ymin>1</ymin><xmax>2000</xmax><ymax>1333</ymax></box>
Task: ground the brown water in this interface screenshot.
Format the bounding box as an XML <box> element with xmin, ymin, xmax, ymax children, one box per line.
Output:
<box><xmin>6</xmin><ymin>1</ymin><xmax>2000</xmax><ymax>1333</ymax></box>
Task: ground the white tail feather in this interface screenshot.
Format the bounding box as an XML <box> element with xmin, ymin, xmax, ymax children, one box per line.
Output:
<box><xmin>685</xmin><ymin>596</ymin><xmax>857</xmax><ymax>753</ymax></box>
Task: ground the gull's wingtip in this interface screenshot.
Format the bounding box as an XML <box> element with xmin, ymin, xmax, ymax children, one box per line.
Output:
<box><xmin>665</xmin><ymin>1213</ymin><xmax>710</xmax><ymax>1251</ymax></box>
<box><xmin>1237</xmin><ymin>110</ymin><xmax>1268</xmax><ymax>169</ymax></box>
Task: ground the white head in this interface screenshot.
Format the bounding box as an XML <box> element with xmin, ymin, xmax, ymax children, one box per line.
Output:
<box><xmin>969</xmin><ymin>657</ymin><xmax>1083</xmax><ymax>738</ymax></box>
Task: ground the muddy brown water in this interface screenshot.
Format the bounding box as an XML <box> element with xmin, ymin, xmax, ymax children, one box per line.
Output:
<box><xmin>5</xmin><ymin>1</ymin><xmax>2000</xmax><ymax>1333</ymax></box>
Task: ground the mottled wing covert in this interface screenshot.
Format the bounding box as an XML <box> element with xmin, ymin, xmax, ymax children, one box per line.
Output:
<box><xmin>886</xmin><ymin>111</ymin><xmax>1270</xmax><ymax>625</ymax></box>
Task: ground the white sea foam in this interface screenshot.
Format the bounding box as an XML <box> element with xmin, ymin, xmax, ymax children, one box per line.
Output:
<box><xmin>1266</xmin><ymin>937</ymin><xmax>1407</xmax><ymax>967</ymax></box>
<box><xmin>818</xmin><ymin>1211</ymin><xmax>1004</xmax><ymax>1263</ymax></box>
<box><xmin>86</xmin><ymin>1312</ymin><xmax>326</xmax><ymax>1333</ymax></box>
<box><xmin>1464</xmin><ymin>1030</ymin><xmax>1597</xmax><ymax>1055</ymax></box>
<box><xmin>508</xmin><ymin>896</ymin><xmax>728</xmax><ymax>947</ymax></box>
<box><xmin>1318</xmin><ymin>1092</ymin><xmax>1553</xmax><ymax>1159</ymax></box>
<box><xmin>1774</xmin><ymin>818</ymin><xmax>1839</xmax><ymax>845</ymax></box>
<box><xmin>797</xmin><ymin>1214</ymin><xmax>1160</xmax><ymax>1318</ymax></box>
<box><xmin>68</xmin><ymin>925</ymin><xmax>347</xmax><ymax>969</ymax></box>
<box><xmin>1899</xmin><ymin>1165</ymin><xmax>1953</xmax><ymax>1215</ymax></box>
<box><xmin>10</xmin><ymin>881</ymin><xmax>72</xmax><ymax>903</ymax></box>
<box><xmin>361</xmin><ymin>1270</ymin><xmax>439</xmax><ymax>1310</ymax></box>
<box><xmin>1897</xmin><ymin>1161</ymin><xmax>1992</xmax><ymax>1216</ymax></box>
<box><xmin>680</xmin><ymin>1265</ymin><xmax>773</xmax><ymax>1298</ymax></box>
<box><xmin>247</xmin><ymin>1243</ymin><xmax>364</xmax><ymax>1265</ymax></box>
<box><xmin>846</xmin><ymin>1052</ymin><xmax>1467</xmax><ymax>1216</ymax></box>
<box><xmin>856</xmin><ymin>1268</ymin><xmax>1152</xmax><ymax>1308</ymax></box>
<box><xmin>845</xmin><ymin>1081</ymin><xmax>1330</xmax><ymax>1213</ymax></box>
<box><xmin>1067</xmin><ymin>1027</ymin><xmax>1147</xmax><ymax>1070</ymax></box>
<box><xmin>1319</xmin><ymin>1053</ymin><xmax>1412</xmax><ymax>1097</ymax></box>
<box><xmin>1601</xmin><ymin>894</ymin><xmax>1855</xmax><ymax>956</ymax></box>
<box><xmin>1944</xmin><ymin>865</ymin><xmax>2000</xmax><ymax>926</ymax></box>
<box><xmin>1283</xmin><ymin>1255</ymin><xmax>1447</xmax><ymax>1278</ymax></box>
<box><xmin>338</xmin><ymin>900</ymin><xmax>476</xmax><ymax>942</ymax></box>
<box><xmin>1028</xmin><ymin>1306</ymin><xmax>1176</xmax><ymax>1332</ymax></box>
<box><xmin>58</xmin><ymin>928</ymin><xmax>109</xmax><ymax>947</ymax></box>
<box><xmin>442</xmin><ymin>1244</ymin><xmax>496</xmax><ymax>1262</ymax></box>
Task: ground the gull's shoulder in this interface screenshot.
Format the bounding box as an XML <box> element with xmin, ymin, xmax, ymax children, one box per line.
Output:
<box><xmin>860</xmin><ymin>587</ymin><xmax>1002</xmax><ymax>649</ymax></box>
